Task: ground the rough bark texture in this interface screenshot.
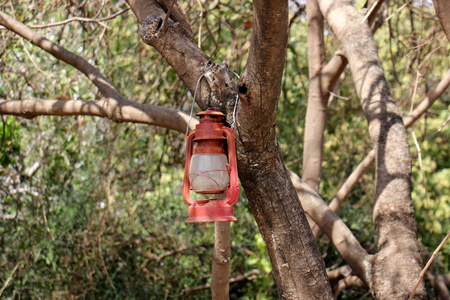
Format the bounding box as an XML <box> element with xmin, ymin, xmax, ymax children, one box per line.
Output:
<box><xmin>318</xmin><ymin>0</ymin><xmax>426</xmax><ymax>298</ymax></box>
<box><xmin>126</xmin><ymin>0</ymin><xmax>334</xmax><ymax>298</ymax></box>
<box><xmin>128</xmin><ymin>0</ymin><xmax>235</xmax><ymax>112</ymax></box>
<box><xmin>235</xmin><ymin>1</ymin><xmax>333</xmax><ymax>298</ymax></box>
<box><xmin>432</xmin><ymin>0</ymin><xmax>450</xmax><ymax>42</ymax></box>
<box><xmin>327</xmin><ymin>69</ymin><xmax>450</xmax><ymax>215</ymax></box>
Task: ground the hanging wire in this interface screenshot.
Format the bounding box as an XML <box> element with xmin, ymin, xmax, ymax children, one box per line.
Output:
<box><xmin>229</xmin><ymin>70</ymin><xmax>240</xmax><ymax>79</ymax></box>
<box><xmin>186</xmin><ymin>70</ymin><xmax>241</xmax><ymax>133</ymax></box>
<box><xmin>186</xmin><ymin>74</ymin><xmax>205</xmax><ymax>135</ymax></box>
<box><xmin>231</xmin><ymin>93</ymin><xmax>239</xmax><ymax>129</ymax></box>
<box><xmin>229</xmin><ymin>70</ymin><xmax>240</xmax><ymax>129</ymax></box>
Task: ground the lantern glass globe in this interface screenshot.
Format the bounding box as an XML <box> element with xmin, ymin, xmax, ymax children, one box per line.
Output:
<box><xmin>189</xmin><ymin>153</ymin><xmax>230</xmax><ymax>193</ymax></box>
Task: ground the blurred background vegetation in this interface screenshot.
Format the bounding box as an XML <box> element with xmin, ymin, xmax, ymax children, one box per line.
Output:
<box><xmin>0</xmin><ymin>0</ymin><xmax>448</xmax><ymax>299</ymax></box>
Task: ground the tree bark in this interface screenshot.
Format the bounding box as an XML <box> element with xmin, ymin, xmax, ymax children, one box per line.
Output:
<box><xmin>432</xmin><ymin>0</ymin><xmax>450</xmax><ymax>42</ymax></box>
<box><xmin>0</xmin><ymin>11</ymin><xmax>194</xmax><ymax>133</ymax></box>
<box><xmin>318</xmin><ymin>0</ymin><xmax>426</xmax><ymax>298</ymax></box>
<box><xmin>211</xmin><ymin>222</ymin><xmax>231</xmax><ymax>300</ymax></box>
<box><xmin>302</xmin><ymin>0</ymin><xmax>328</xmax><ymax>192</ymax></box>
<box><xmin>0</xmin><ymin>99</ymin><xmax>192</xmax><ymax>133</ymax></box>
<box><xmin>235</xmin><ymin>1</ymin><xmax>333</xmax><ymax>298</ymax></box>
<box><xmin>289</xmin><ymin>171</ymin><xmax>370</xmax><ymax>285</ymax></box>
<box><xmin>327</xmin><ymin>69</ymin><xmax>450</xmax><ymax>215</ymax></box>
<box><xmin>126</xmin><ymin>0</ymin><xmax>333</xmax><ymax>298</ymax></box>
<box><xmin>301</xmin><ymin>0</ymin><xmax>385</xmax><ymax>193</ymax></box>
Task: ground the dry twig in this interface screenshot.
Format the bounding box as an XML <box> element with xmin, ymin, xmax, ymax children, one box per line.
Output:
<box><xmin>409</xmin><ymin>232</ymin><xmax>450</xmax><ymax>300</ymax></box>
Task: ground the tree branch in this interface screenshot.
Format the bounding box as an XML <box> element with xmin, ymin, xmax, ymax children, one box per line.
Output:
<box><xmin>156</xmin><ymin>0</ymin><xmax>193</xmax><ymax>38</ymax></box>
<box><xmin>0</xmin><ymin>99</ymin><xmax>194</xmax><ymax>133</ymax></box>
<box><xmin>290</xmin><ymin>171</ymin><xmax>370</xmax><ymax>285</ymax></box>
<box><xmin>0</xmin><ymin>11</ymin><xmax>121</xmax><ymax>101</ymax></box>
<box><xmin>319</xmin><ymin>0</ymin><xmax>427</xmax><ymax>298</ymax></box>
<box><xmin>301</xmin><ymin>0</ymin><xmax>385</xmax><ymax>192</ymax></box>
<box><xmin>328</xmin><ymin>69</ymin><xmax>450</xmax><ymax>215</ymax></box>
<box><xmin>0</xmin><ymin>11</ymin><xmax>193</xmax><ymax>133</ymax></box>
<box><xmin>301</xmin><ymin>0</ymin><xmax>328</xmax><ymax>192</ymax></box>
<box><xmin>318</xmin><ymin>0</ymin><xmax>385</xmax><ymax>95</ymax></box>
<box><xmin>127</xmin><ymin>0</ymin><xmax>236</xmax><ymax>113</ymax></box>
<box><xmin>334</xmin><ymin>276</ymin><xmax>367</xmax><ymax>298</ymax></box>
<box><xmin>409</xmin><ymin>232</ymin><xmax>450</xmax><ymax>300</ymax></box>
<box><xmin>239</xmin><ymin>0</ymin><xmax>290</xmax><ymax>114</ymax></box>
<box><xmin>27</xmin><ymin>8</ymin><xmax>130</xmax><ymax>29</ymax></box>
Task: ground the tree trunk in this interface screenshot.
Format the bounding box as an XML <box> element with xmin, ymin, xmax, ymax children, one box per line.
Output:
<box><xmin>318</xmin><ymin>0</ymin><xmax>426</xmax><ymax>298</ymax></box>
<box><xmin>235</xmin><ymin>1</ymin><xmax>333</xmax><ymax>298</ymax></box>
<box><xmin>126</xmin><ymin>0</ymin><xmax>334</xmax><ymax>298</ymax></box>
<box><xmin>432</xmin><ymin>0</ymin><xmax>450</xmax><ymax>42</ymax></box>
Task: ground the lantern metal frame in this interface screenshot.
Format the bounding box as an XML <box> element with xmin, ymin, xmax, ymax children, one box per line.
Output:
<box><xmin>183</xmin><ymin>109</ymin><xmax>239</xmax><ymax>223</ymax></box>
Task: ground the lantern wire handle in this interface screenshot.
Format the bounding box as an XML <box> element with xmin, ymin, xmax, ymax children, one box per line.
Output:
<box><xmin>186</xmin><ymin>74</ymin><xmax>205</xmax><ymax>135</ymax></box>
<box><xmin>186</xmin><ymin>71</ymin><xmax>241</xmax><ymax>133</ymax></box>
<box><xmin>229</xmin><ymin>70</ymin><xmax>240</xmax><ymax>129</ymax></box>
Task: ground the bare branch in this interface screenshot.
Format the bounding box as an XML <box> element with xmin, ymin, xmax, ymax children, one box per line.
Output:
<box><xmin>318</xmin><ymin>0</ymin><xmax>385</xmax><ymax>95</ymax></box>
<box><xmin>302</xmin><ymin>0</ymin><xmax>328</xmax><ymax>192</ymax></box>
<box><xmin>334</xmin><ymin>276</ymin><xmax>367</xmax><ymax>298</ymax></box>
<box><xmin>409</xmin><ymin>232</ymin><xmax>450</xmax><ymax>300</ymax></box>
<box><xmin>428</xmin><ymin>273</ymin><xmax>450</xmax><ymax>300</ymax></box>
<box><xmin>318</xmin><ymin>0</ymin><xmax>425</xmax><ymax>297</ymax></box>
<box><xmin>327</xmin><ymin>265</ymin><xmax>352</xmax><ymax>282</ymax></box>
<box><xmin>290</xmin><ymin>171</ymin><xmax>370</xmax><ymax>285</ymax></box>
<box><xmin>27</xmin><ymin>8</ymin><xmax>130</xmax><ymax>29</ymax></box>
<box><xmin>0</xmin><ymin>11</ymin><xmax>193</xmax><ymax>133</ymax></box>
<box><xmin>0</xmin><ymin>11</ymin><xmax>122</xmax><ymax>101</ymax></box>
<box><xmin>328</xmin><ymin>69</ymin><xmax>450</xmax><ymax>214</ymax></box>
<box><xmin>301</xmin><ymin>0</ymin><xmax>385</xmax><ymax>192</ymax></box>
<box><xmin>157</xmin><ymin>0</ymin><xmax>193</xmax><ymax>37</ymax></box>
<box><xmin>0</xmin><ymin>99</ymin><xmax>194</xmax><ymax>133</ymax></box>
<box><xmin>0</xmin><ymin>263</ymin><xmax>19</xmax><ymax>297</ymax></box>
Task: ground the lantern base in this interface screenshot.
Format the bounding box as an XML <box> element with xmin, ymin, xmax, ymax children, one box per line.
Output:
<box><xmin>186</xmin><ymin>200</ymin><xmax>237</xmax><ymax>223</ymax></box>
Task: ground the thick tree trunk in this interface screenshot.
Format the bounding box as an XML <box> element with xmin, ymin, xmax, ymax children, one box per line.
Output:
<box><xmin>126</xmin><ymin>0</ymin><xmax>334</xmax><ymax>298</ymax></box>
<box><xmin>235</xmin><ymin>1</ymin><xmax>333</xmax><ymax>298</ymax></box>
<box><xmin>318</xmin><ymin>0</ymin><xmax>426</xmax><ymax>298</ymax></box>
<box><xmin>432</xmin><ymin>0</ymin><xmax>450</xmax><ymax>42</ymax></box>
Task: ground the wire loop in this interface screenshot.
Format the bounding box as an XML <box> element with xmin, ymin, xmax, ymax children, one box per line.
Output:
<box><xmin>186</xmin><ymin>70</ymin><xmax>241</xmax><ymax>133</ymax></box>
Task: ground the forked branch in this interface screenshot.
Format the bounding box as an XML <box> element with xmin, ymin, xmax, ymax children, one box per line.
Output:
<box><xmin>0</xmin><ymin>11</ymin><xmax>192</xmax><ymax>133</ymax></box>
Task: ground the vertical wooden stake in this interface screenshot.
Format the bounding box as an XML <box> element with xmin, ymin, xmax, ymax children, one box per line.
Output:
<box><xmin>211</xmin><ymin>221</ymin><xmax>231</xmax><ymax>300</ymax></box>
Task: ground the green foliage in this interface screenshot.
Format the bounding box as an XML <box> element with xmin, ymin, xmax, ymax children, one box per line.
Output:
<box><xmin>411</xmin><ymin>106</ymin><xmax>450</xmax><ymax>271</ymax></box>
<box><xmin>0</xmin><ymin>116</ymin><xmax>20</xmax><ymax>167</ymax></box>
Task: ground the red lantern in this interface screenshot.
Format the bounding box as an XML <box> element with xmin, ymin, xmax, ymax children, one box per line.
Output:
<box><xmin>183</xmin><ymin>108</ymin><xmax>239</xmax><ymax>223</ymax></box>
